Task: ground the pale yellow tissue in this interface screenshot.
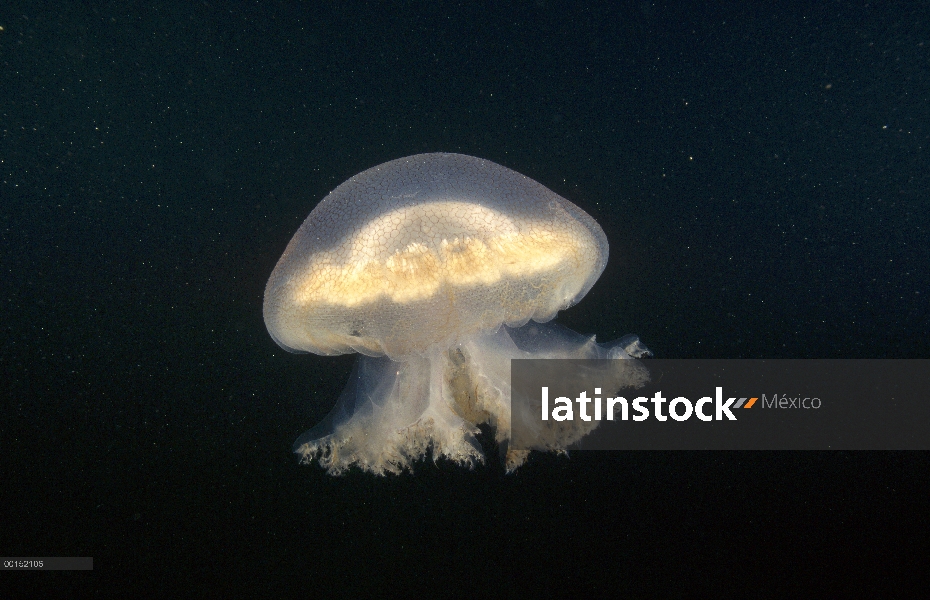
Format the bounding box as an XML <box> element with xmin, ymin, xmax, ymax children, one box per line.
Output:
<box><xmin>291</xmin><ymin>226</ymin><xmax>583</xmax><ymax>308</ymax></box>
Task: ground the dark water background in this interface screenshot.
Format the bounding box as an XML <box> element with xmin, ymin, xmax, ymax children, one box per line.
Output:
<box><xmin>2</xmin><ymin>2</ymin><xmax>928</xmax><ymax>596</ymax></box>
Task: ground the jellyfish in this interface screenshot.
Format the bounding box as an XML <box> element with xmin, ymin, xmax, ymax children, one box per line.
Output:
<box><xmin>263</xmin><ymin>153</ymin><xmax>650</xmax><ymax>474</ymax></box>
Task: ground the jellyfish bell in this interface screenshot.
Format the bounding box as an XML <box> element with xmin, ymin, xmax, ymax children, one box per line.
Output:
<box><xmin>264</xmin><ymin>153</ymin><xmax>649</xmax><ymax>474</ymax></box>
<box><xmin>264</xmin><ymin>154</ymin><xmax>606</xmax><ymax>359</ymax></box>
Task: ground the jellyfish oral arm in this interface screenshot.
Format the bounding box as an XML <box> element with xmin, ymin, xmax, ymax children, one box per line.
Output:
<box><xmin>293</xmin><ymin>322</ymin><xmax>649</xmax><ymax>474</ymax></box>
